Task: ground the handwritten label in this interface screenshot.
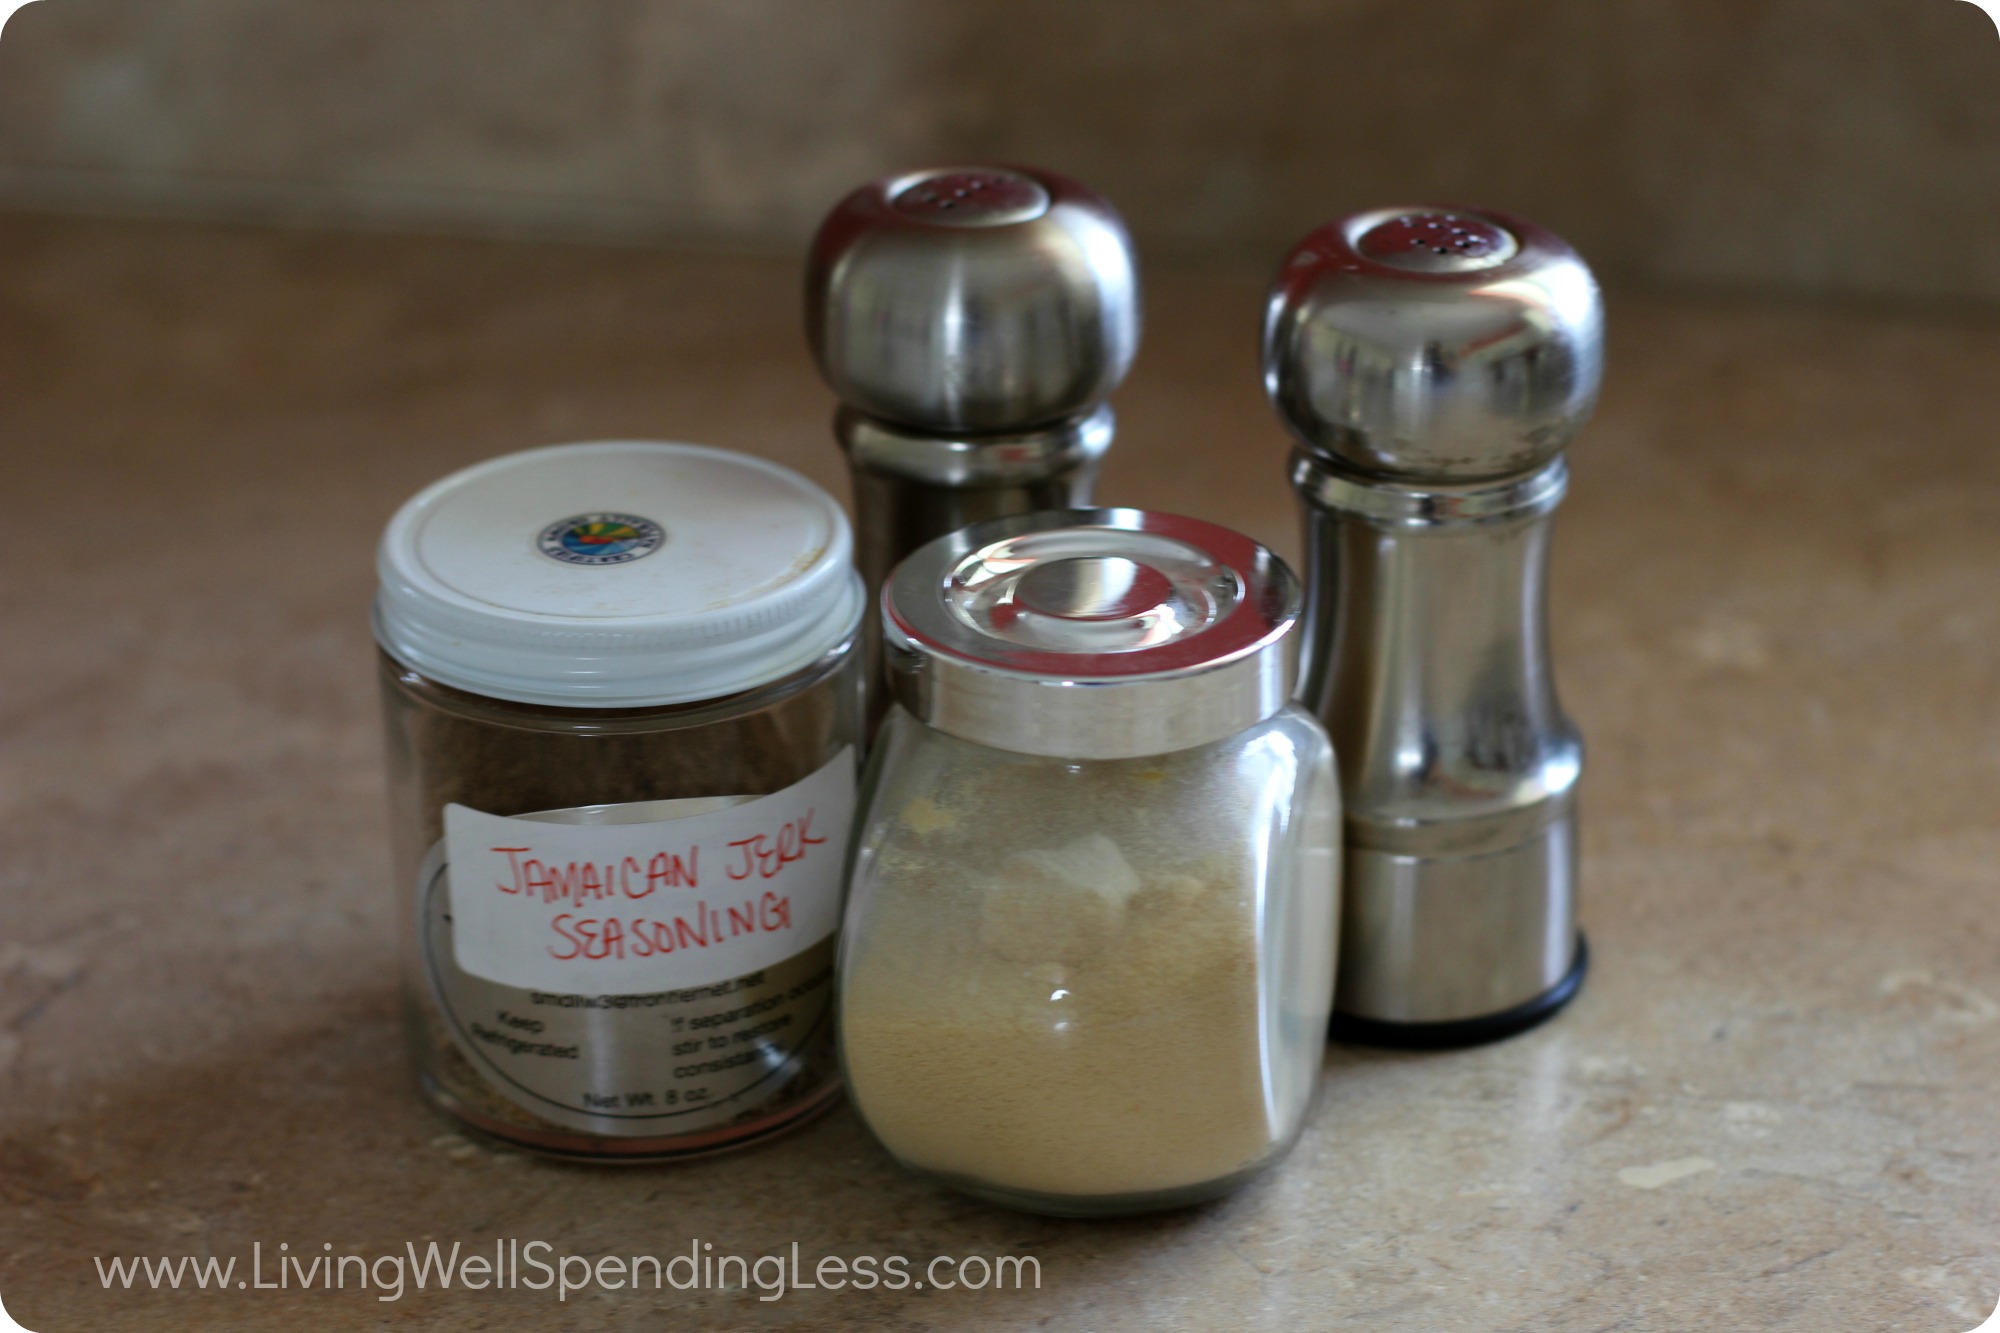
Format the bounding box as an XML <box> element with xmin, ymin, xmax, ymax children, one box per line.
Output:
<box><xmin>444</xmin><ymin>748</ymin><xmax>855</xmax><ymax>994</ymax></box>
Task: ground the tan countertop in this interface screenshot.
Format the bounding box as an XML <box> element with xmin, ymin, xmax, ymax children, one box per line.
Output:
<box><xmin>1</xmin><ymin>213</ymin><xmax>1996</xmax><ymax>1333</ymax></box>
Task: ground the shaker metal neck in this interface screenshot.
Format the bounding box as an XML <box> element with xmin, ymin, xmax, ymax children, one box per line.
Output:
<box><xmin>837</xmin><ymin>405</ymin><xmax>1115</xmax><ymax>489</ymax></box>
<box><xmin>1290</xmin><ymin>452</ymin><xmax>1569</xmax><ymax>529</ymax></box>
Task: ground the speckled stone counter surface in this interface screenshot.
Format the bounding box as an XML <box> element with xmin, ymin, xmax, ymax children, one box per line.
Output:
<box><xmin>1</xmin><ymin>213</ymin><xmax>1996</xmax><ymax>1333</ymax></box>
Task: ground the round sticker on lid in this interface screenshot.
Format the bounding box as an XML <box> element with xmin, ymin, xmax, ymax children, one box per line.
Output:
<box><xmin>536</xmin><ymin>512</ymin><xmax>665</xmax><ymax>566</ymax></box>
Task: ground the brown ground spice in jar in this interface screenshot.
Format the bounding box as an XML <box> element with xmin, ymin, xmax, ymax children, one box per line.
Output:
<box><xmin>375</xmin><ymin>442</ymin><xmax>864</xmax><ymax>1160</ymax></box>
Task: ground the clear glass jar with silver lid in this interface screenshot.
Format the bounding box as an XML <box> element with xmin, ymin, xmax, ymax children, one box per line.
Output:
<box><xmin>837</xmin><ymin>508</ymin><xmax>1340</xmax><ymax>1215</ymax></box>
<box><xmin>375</xmin><ymin>441</ymin><xmax>863</xmax><ymax>1161</ymax></box>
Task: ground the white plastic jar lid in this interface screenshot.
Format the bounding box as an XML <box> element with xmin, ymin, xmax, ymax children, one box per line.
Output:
<box><xmin>374</xmin><ymin>441</ymin><xmax>863</xmax><ymax>708</ymax></box>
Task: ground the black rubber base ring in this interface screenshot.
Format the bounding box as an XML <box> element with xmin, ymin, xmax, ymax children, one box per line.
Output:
<box><xmin>1328</xmin><ymin>934</ymin><xmax>1590</xmax><ymax>1050</ymax></box>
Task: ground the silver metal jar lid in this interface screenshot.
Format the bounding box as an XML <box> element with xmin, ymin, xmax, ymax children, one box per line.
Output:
<box><xmin>883</xmin><ymin>509</ymin><xmax>1300</xmax><ymax>759</ymax></box>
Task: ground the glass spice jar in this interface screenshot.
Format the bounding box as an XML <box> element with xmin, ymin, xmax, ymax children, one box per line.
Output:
<box><xmin>837</xmin><ymin>508</ymin><xmax>1341</xmax><ymax>1216</ymax></box>
<box><xmin>375</xmin><ymin>442</ymin><xmax>863</xmax><ymax>1161</ymax></box>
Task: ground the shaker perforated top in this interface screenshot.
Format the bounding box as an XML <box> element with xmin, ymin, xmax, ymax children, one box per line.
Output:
<box><xmin>1351</xmin><ymin>209</ymin><xmax>1519</xmax><ymax>273</ymax></box>
<box><xmin>889</xmin><ymin>168</ymin><xmax>1052</xmax><ymax>227</ymax></box>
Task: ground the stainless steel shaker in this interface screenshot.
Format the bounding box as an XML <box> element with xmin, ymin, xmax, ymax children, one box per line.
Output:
<box><xmin>805</xmin><ymin>165</ymin><xmax>1140</xmax><ymax>717</ymax></box>
<box><xmin>1263</xmin><ymin>207</ymin><xmax>1601</xmax><ymax>1046</ymax></box>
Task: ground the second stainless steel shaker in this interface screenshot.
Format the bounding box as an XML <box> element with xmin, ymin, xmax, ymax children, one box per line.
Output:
<box><xmin>1263</xmin><ymin>207</ymin><xmax>1601</xmax><ymax>1046</ymax></box>
<box><xmin>805</xmin><ymin>165</ymin><xmax>1140</xmax><ymax>717</ymax></box>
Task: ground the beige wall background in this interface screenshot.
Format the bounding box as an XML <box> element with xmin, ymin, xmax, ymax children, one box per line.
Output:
<box><xmin>0</xmin><ymin>0</ymin><xmax>1996</xmax><ymax>303</ymax></box>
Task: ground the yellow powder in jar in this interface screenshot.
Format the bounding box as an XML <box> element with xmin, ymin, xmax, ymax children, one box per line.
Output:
<box><xmin>842</xmin><ymin>820</ymin><xmax>1276</xmax><ymax>1200</ymax></box>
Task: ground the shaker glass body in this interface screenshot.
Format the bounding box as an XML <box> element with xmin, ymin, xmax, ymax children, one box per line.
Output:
<box><xmin>837</xmin><ymin>704</ymin><xmax>1339</xmax><ymax>1216</ymax></box>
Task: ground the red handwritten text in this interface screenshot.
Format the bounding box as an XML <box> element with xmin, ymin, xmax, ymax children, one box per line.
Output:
<box><xmin>492</xmin><ymin>846</ymin><xmax>699</xmax><ymax>902</ymax></box>
<box><xmin>725</xmin><ymin>809</ymin><xmax>826</xmax><ymax>882</ymax></box>
<box><xmin>546</xmin><ymin>893</ymin><xmax>795</xmax><ymax>962</ymax></box>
